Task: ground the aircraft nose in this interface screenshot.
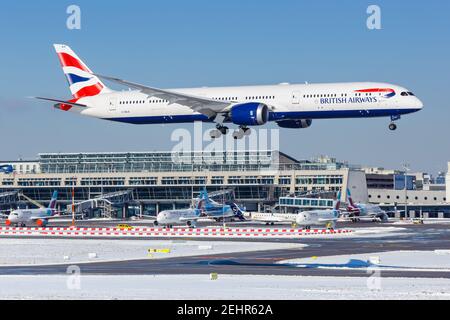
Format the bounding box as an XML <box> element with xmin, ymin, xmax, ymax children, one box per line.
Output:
<box><xmin>414</xmin><ymin>97</ymin><xmax>424</xmax><ymax>110</ymax></box>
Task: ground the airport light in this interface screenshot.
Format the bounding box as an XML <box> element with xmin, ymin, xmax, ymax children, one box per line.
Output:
<box><xmin>72</xmin><ymin>179</ymin><xmax>75</xmax><ymax>227</ymax></box>
<box><xmin>402</xmin><ymin>163</ymin><xmax>410</xmax><ymax>220</ymax></box>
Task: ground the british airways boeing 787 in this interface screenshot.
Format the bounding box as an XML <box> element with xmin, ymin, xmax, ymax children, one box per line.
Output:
<box><xmin>36</xmin><ymin>44</ymin><xmax>423</xmax><ymax>139</ymax></box>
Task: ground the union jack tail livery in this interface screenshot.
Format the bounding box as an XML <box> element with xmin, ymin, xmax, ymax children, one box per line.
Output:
<box><xmin>53</xmin><ymin>44</ymin><xmax>112</xmax><ymax>99</ymax></box>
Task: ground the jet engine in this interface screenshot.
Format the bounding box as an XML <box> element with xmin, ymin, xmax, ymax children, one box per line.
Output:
<box><xmin>230</xmin><ymin>103</ymin><xmax>269</xmax><ymax>126</ymax></box>
<box><xmin>276</xmin><ymin>119</ymin><xmax>312</xmax><ymax>129</ymax></box>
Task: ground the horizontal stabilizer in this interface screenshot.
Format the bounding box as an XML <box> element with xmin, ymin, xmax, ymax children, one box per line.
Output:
<box><xmin>34</xmin><ymin>97</ymin><xmax>87</xmax><ymax>108</ymax></box>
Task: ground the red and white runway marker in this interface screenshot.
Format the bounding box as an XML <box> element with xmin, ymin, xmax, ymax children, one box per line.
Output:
<box><xmin>0</xmin><ymin>226</ymin><xmax>353</xmax><ymax>239</ymax></box>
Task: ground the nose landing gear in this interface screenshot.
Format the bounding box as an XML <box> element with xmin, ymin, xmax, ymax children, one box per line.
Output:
<box><xmin>389</xmin><ymin>115</ymin><xmax>400</xmax><ymax>131</ymax></box>
<box><xmin>389</xmin><ymin>123</ymin><xmax>397</xmax><ymax>131</ymax></box>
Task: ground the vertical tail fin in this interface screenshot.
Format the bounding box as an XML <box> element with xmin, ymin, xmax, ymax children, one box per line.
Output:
<box><xmin>347</xmin><ymin>188</ymin><xmax>356</xmax><ymax>207</ymax></box>
<box><xmin>53</xmin><ymin>44</ymin><xmax>112</xmax><ymax>99</ymax></box>
<box><xmin>195</xmin><ymin>188</ymin><xmax>210</xmax><ymax>211</ymax></box>
<box><xmin>48</xmin><ymin>191</ymin><xmax>58</xmax><ymax>210</ymax></box>
<box><xmin>228</xmin><ymin>203</ymin><xmax>246</xmax><ymax>221</ymax></box>
<box><xmin>334</xmin><ymin>191</ymin><xmax>342</xmax><ymax>210</ymax></box>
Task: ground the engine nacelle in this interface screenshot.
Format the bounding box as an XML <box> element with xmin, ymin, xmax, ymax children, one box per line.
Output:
<box><xmin>276</xmin><ymin>119</ymin><xmax>312</xmax><ymax>129</ymax></box>
<box><xmin>36</xmin><ymin>219</ymin><xmax>48</xmax><ymax>227</ymax></box>
<box><xmin>230</xmin><ymin>103</ymin><xmax>269</xmax><ymax>126</ymax></box>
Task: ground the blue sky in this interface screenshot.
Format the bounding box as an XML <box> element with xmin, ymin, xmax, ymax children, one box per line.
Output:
<box><xmin>0</xmin><ymin>0</ymin><xmax>449</xmax><ymax>174</ymax></box>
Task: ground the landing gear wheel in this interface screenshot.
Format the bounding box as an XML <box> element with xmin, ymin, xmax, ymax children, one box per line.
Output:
<box><xmin>232</xmin><ymin>130</ymin><xmax>245</xmax><ymax>140</ymax></box>
<box><xmin>389</xmin><ymin>123</ymin><xmax>397</xmax><ymax>131</ymax></box>
<box><xmin>242</xmin><ymin>127</ymin><xmax>251</xmax><ymax>136</ymax></box>
<box><xmin>219</xmin><ymin>126</ymin><xmax>229</xmax><ymax>135</ymax></box>
<box><xmin>210</xmin><ymin>129</ymin><xmax>222</xmax><ymax>139</ymax></box>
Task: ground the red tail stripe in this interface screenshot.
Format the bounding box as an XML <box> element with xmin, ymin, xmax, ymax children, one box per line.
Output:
<box><xmin>57</xmin><ymin>98</ymin><xmax>80</xmax><ymax>112</ymax></box>
<box><xmin>73</xmin><ymin>83</ymin><xmax>103</xmax><ymax>99</ymax></box>
<box><xmin>57</xmin><ymin>52</ymin><xmax>90</xmax><ymax>72</ymax></box>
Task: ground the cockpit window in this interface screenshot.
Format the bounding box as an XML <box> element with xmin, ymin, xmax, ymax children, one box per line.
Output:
<box><xmin>407</xmin><ymin>92</ymin><xmax>415</xmax><ymax>96</ymax></box>
<box><xmin>401</xmin><ymin>92</ymin><xmax>408</xmax><ymax>96</ymax></box>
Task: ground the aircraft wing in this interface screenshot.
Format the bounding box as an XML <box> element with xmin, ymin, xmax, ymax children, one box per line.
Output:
<box><xmin>179</xmin><ymin>216</ymin><xmax>204</xmax><ymax>222</ymax></box>
<box><xmin>252</xmin><ymin>216</ymin><xmax>290</xmax><ymax>223</ymax></box>
<box><xmin>317</xmin><ymin>218</ymin><xmax>340</xmax><ymax>222</ymax></box>
<box><xmin>136</xmin><ymin>215</ymin><xmax>157</xmax><ymax>221</ymax></box>
<box><xmin>28</xmin><ymin>214</ymin><xmax>83</xmax><ymax>221</ymax></box>
<box><xmin>95</xmin><ymin>74</ymin><xmax>230</xmax><ymax>119</ymax></box>
<box><xmin>34</xmin><ymin>97</ymin><xmax>88</xmax><ymax>108</ymax></box>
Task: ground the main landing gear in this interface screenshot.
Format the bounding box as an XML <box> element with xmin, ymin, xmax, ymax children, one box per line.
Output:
<box><xmin>232</xmin><ymin>127</ymin><xmax>251</xmax><ymax>140</ymax></box>
<box><xmin>210</xmin><ymin>125</ymin><xmax>251</xmax><ymax>140</ymax></box>
<box><xmin>209</xmin><ymin>124</ymin><xmax>229</xmax><ymax>139</ymax></box>
<box><xmin>389</xmin><ymin>115</ymin><xmax>400</xmax><ymax>131</ymax></box>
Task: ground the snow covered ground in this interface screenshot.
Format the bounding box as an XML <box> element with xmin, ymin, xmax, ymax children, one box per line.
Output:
<box><xmin>280</xmin><ymin>250</ymin><xmax>450</xmax><ymax>272</ymax></box>
<box><xmin>0</xmin><ymin>274</ymin><xmax>449</xmax><ymax>300</ymax></box>
<box><xmin>350</xmin><ymin>226</ymin><xmax>408</xmax><ymax>237</ymax></box>
<box><xmin>0</xmin><ymin>238</ymin><xmax>305</xmax><ymax>266</ymax></box>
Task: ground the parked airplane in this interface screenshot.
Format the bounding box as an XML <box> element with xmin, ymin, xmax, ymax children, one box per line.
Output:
<box><xmin>36</xmin><ymin>44</ymin><xmax>423</xmax><ymax>139</ymax></box>
<box><xmin>250</xmin><ymin>212</ymin><xmax>298</xmax><ymax>225</ymax></box>
<box><xmin>296</xmin><ymin>193</ymin><xmax>342</xmax><ymax>230</ymax></box>
<box><xmin>154</xmin><ymin>189</ymin><xmax>243</xmax><ymax>227</ymax></box>
<box><xmin>6</xmin><ymin>191</ymin><xmax>59</xmax><ymax>227</ymax></box>
<box><xmin>344</xmin><ymin>189</ymin><xmax>389</xmax><ymax>222</ymax></box>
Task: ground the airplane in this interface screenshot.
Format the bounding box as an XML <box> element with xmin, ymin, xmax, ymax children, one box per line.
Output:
<box><xmin>35</xmin><ymin>44</ymin><xmax>423</xmax><ymax>139</ymax></box>
<box><xmin>227</xmin><ymin>202</ymin><xmax>247</xmax><ymax>222</ymax></box>
<box><xmin>0</xmin><ymin>165</ymin><xmax>13</xmax><ymax>174</ymax></box>
<box><xmin>154</xmin><ymin>189</ymin><xmax>243</xmax><ymax>228</ymax></box>
<box><xmin>344</xmin><ymin>189</ymin><xmax>389</xmax><ymax>222</ymax></box>
<box><xmin>295</xmin><ymin>192</ymin><xmax>342</xmax><ymax>230</ymax></box>
<box><xmin>249</xmin><ymin>212</ymin><xmax>298</xmax><ymax>226</ymax></box>
<box><xmin>5</xmin><ymin>191</ymin><xmax>59</xmax><ymax>227</ymax></box>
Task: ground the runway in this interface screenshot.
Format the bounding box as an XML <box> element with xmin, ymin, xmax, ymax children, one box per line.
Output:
<box><xmin>1</xmin><ymin>223</ymin><xmax>450</xmax><ymax>278</ymax></box>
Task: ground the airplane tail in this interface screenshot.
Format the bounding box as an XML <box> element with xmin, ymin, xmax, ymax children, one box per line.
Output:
<box><xmin>334</xmin><ymin>191</ymin><xmax>342</xmax><ymax>211</ymax></box>
<box><xmin>195</xmin><ymin>188</ymin><xmax>210</xmax><ymax>211</ymax></box>
<box><xmin>228</xmin><ymin>203</ymin><xmax>246</xmax><ymax>221</ymax></box>
<box><xmin>53</xmin><ymin>44</ymin><xmax>112</xmax><ymax>100</ymax></box>
<box><xmin>347</xmin><ymin>188</ymin><xmax>356</xmax><ymax>207</ymax></box>
<box><xmin>48</xmin><ymin>191</ymin><xmax>58</xmax><ymax>210</ymax></box>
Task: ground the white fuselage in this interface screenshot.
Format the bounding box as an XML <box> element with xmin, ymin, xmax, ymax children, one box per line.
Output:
<box><xmin>296</xmin><ymin>209</ymin><xmax>340</xmax><ymax>228</ymax></box>
<box><xmin>7</xmin><ymin>208</ymin><xmax>52</xmax><ymax>226</ymax></box>
<box><xmin>250</xmin><ymin>212</ymin><xmax>298</xmax><ymax>224</ymax></box>
<box><xmin>156</xmin><ymin>209</ymin><xmax>199</xmax><ymax>226</ymax></box>
<box><xmin>70</xmin><ymin>82</ymin><xmax>423</xmax><ymax>125</ymax></box>
<box><xmin>352</xmin><ymin>203</ymin><xmax>386</xmax><ymax>217</ymax></box>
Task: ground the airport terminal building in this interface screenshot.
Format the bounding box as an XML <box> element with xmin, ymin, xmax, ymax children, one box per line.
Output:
<box><xmin>0</xmin><ymin>150</ymin><xmax>367</xmax><ymax>218</ymax></box>
<box><xmin>1</xmin><ymin>150</ymin><xmax>449</xmax><ymax>219</ymax></box>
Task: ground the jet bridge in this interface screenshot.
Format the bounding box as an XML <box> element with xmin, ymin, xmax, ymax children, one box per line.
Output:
<box><xmin>0</xmin><ymin>191</ymin><xmax>20</xmax><ymax>211</ymax></box>
<box><xmin>68</xmin><ymin>189</ymin><xmax>135</xmax><ymax>219</ymax></box>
